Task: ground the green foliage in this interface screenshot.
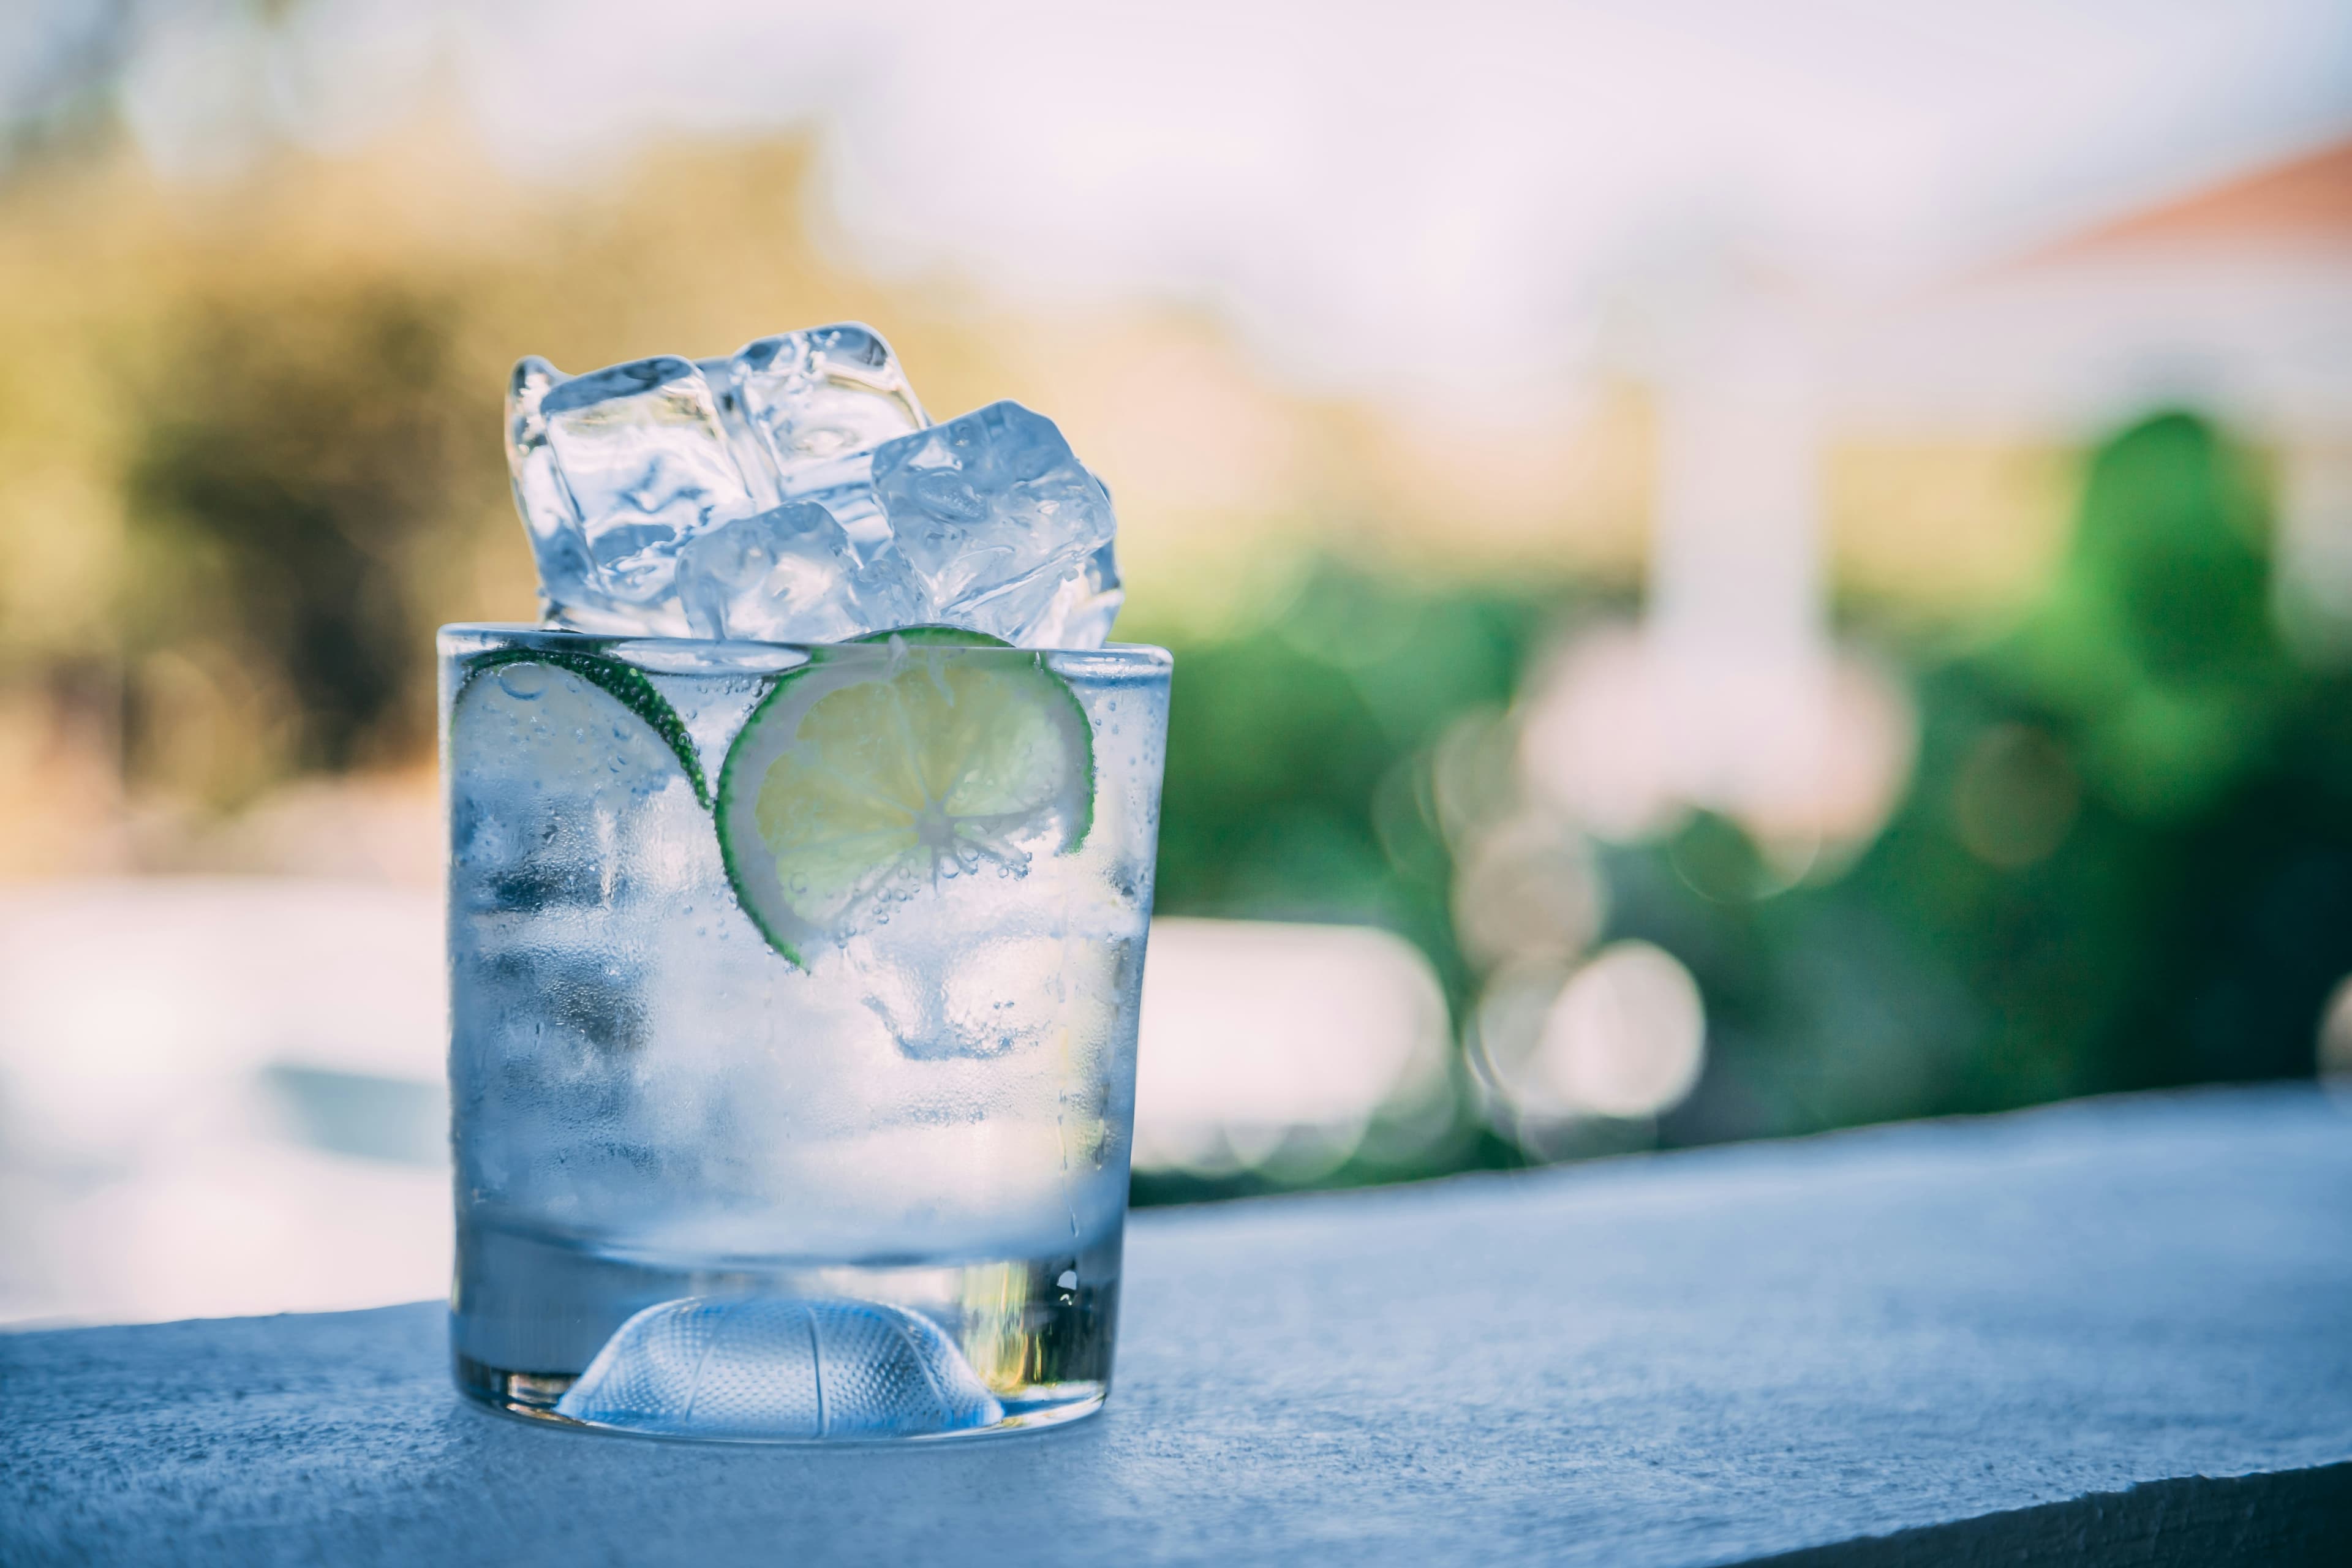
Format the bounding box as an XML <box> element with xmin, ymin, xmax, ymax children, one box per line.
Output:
<box><xmin>1151</xmin><ymin>561</ymin><xmax>1567</xmax><ymax>996</ymax></box>
<box><xmin>1624</xmin><ymin>412</ymin><xmax>2352</xmax><ymax>1149</ymax></box>
<box><xmin>1129</xmin><ymin>561</ymin><xmax>1576</xmax><ymax>1201</ymax></box>
<box><xmin>2006</xmin><ymin>412</ymin><xmax>2287</xmax><ymax>819</ymax></box>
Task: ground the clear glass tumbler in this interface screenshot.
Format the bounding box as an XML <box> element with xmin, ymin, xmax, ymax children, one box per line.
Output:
<box><xmin>439</xmin><ymin>625</ymin><xmax>1170</xmax><ymax>1440</ymax></box>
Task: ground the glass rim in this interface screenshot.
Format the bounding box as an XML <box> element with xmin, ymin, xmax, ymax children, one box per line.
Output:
<box><xmin>437</xmin><ymin>622</ymin><xmax>1170</xmax><ymax>669</ymax></box>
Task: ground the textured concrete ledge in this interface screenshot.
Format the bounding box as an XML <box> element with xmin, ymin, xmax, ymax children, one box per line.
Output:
<box><xmin>6</xmin><ymin>1085</ymin><xmax>2351</xmax><ymax>1566</ymax></box>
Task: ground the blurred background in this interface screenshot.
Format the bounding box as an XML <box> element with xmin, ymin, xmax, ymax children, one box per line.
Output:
<box><xmin>3</xmin><ymin>0</ymin><xmax>2350</xmax><ymax>1325</ymax></box>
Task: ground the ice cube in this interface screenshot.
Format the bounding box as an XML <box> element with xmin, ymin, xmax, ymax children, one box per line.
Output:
<box><xmin>870</xmin><ymin>401</ymin><xmax>1124</xmax><ymax>648</ymax></box>
<box><xmin>507</xmin><ymin>354</ymin><xmax>753</xmax><ymax>635</ymax></box>
<box><xmin>505</xmin><ymin>328</ymin><xmax>1123</xmax><ymax>647</ymax></box>
<box><xmin>674</xmin><ymin>502</ymin><xmax>925</xmax><ymax>644</ymax></box>
<box><xmin>717</xmin><ymin>324</ymin><xmax>927</xmax><ymax>548</ymax></box>
<box><xmin>554</xmin><ymin>1295</ymin><xmax>1005</xmax><ymax>1439</ymax></box>
<box><xmin>506</xmin><ymin>325</ymin><xmax>927</xmax><ymax>638</ymax></box>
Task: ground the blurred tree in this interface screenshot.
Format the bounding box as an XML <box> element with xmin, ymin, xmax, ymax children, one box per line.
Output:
<box><xmin>1131</xmin><ymin>559</ymin><xmax>1583</xmax><ymax>1200</ymax></box>
<box><xmin>1643</xmin><ymin>410</ymin><xmax>2352</xmax><ymax>1147</ymax></box>
<box><xmin>122</xmin><ymin>282</ymin><xmax>498</xmax><ymax>797</ymax></box>
<box><xmin>2005</xmin><ymin>411</ymin><xmax>2286</xmax><ymax>820</ymax></box>
<box><xmin>1150</xmin><ymin>560</ymin><xmax>1564</xmax><ymax>995</ymax></box>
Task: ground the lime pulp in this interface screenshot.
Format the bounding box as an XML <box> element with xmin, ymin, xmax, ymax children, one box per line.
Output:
<box><xmin>716</xmin><ymin>628</ymin><xmax>1095</xmax><ymax>965</ymax></box>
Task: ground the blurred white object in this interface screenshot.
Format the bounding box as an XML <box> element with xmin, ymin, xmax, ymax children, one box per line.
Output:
<box><xmin>1449</xmin><ymin>814</ymin><xmax>1605</xmax><ymax>973</ymax></box>
<box><xmin>0</xmin><ymin>878</ymin><xmax>448</xmax><ymax>1327</ymax></box>
<box><xmin>1512</xmin><ymin>270</ymin><xmax>1918</xmax><ymax>868</ymax></box>
<box><xmin>1131</xmin><ymin>917</ymin><xmax>1450</xmax><ymax>1177</ymax></box>
<box><xmin>1644</xmin><ymin>292</ymin><xmax>1839</xmax><ymax>850</ymax></box>
<box><xmin>107</xmin><ymin>0</ymin><xmax>2351</xmax><ymax>408</ymax></box>
<box><xmin>1518</xmin><ymin>622</ymin><xmax>1917</xmax><ymax>869</ymax></box>
<box><xmin>1474</xmin><ymin>942</ymin><xmax>1706</xmax><ymax>1128</ymax></box>
<box><xmin>1538</xmin><ymin>943</ymin><xmax>1707</xmax><ymax>1120</ymax></box>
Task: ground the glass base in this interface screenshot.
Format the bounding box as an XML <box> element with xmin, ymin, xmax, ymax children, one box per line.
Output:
<box><xmin>456</xmin><ymin>1354</ymin><xmax>1107</xmax><ymax>1442</ymax></box>
<box><xmin>450</xmin><ymin>1223</ymin><xmax>1120</xmax><ymax>1443</ymax></box>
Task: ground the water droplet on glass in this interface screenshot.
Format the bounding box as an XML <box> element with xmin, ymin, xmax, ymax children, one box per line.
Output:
<box><xmin>495</xmin><ymin>663</ymin><xmax>552</xmax><ymax>700</ymax></box>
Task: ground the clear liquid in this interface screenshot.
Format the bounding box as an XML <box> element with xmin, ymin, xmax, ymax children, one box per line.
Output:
<box><xmin>439</xmin><ymin>628</ymin><xmax>1169</xmax><ymax>1441</ymax></box>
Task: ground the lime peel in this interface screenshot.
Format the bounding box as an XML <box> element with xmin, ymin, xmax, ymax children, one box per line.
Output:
<box><xmin>462</xmin><ymin>647</ymin><xmax>710</xmax><ymax>807</ymax></box>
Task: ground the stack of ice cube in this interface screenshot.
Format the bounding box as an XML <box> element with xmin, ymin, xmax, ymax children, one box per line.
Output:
<box><xmin>506</xmin><ymin>323</ymin><xmax>1122</xmax><ymax>648</ymax></box>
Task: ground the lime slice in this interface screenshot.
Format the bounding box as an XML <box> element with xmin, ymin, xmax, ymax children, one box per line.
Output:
<box><xmin>460</xmin><ymin>648</ymin><xmax>707</xmax><ymax>806</ymax></box>
<box><xmin>717</xmin><ymin>627</ymin><xmax>1095</xmax><ymax>964</ymax></box>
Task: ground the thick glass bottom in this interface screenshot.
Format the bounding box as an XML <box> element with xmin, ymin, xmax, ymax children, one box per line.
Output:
<box><xmin>451</xmin><ymin>1221</ymin><xmax>1120</xmax><ymax>1443</ymax></box>
<box><xmin>456</xmin><ymin>1354</ymin><xmax>1106</xmax><ymax>1442</ymax></box>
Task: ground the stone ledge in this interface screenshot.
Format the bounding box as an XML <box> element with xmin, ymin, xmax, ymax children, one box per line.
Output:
<box><xmin>7</xmin><ymin>1085</ymin><xmax>2351</xmax><ymax>1566</ymax></box>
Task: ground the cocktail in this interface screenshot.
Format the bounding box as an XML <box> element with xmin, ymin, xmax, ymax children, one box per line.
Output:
<box><xmin>444</xmin><ymin>326</ymin><xmax>1169</xmax><ymax>1440</ymax></box>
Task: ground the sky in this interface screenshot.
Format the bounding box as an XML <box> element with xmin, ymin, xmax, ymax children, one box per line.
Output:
<box><xmin>7</xmin><ymin>0</ymin><xmax>2351</xmax><ymax>405</ymax></box>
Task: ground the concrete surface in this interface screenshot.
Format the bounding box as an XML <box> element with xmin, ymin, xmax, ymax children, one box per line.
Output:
<box><xmin>6</xmin><ymin>1085</ymin><xmax>2351</xmax><ymax>1566</ymax></box>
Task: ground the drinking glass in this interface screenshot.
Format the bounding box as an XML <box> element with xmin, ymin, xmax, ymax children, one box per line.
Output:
<box><xmin>439</xmin><ymin>624</ymin><xmax>1170</xmax><ymax>1440</ymax></box>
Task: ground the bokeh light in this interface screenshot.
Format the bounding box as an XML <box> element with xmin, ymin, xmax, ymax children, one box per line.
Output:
<box><xmin>1516</xmin><ymin>622</ymin><xmax>1919</xmax><ymax>870</ymax></box>
<box><xmin>1472</xmin><ymin>942</ymin><xmax>1706</xmax><ymax>1139</ymax></box>
<box><xmin>1131</xmin><ymin>918</ymin><xmax>1451</xmax><ymax>1180</ymax></box>
<box><xmin>2316</xmin><ymin>974</ymin><xmax>2352</xmax><ymax>1085</ymax></box>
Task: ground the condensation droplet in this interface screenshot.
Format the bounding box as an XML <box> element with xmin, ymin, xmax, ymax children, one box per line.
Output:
<box><xmin>495</xmin><ymin>663</ymin><xmax>553</xmax><ymax>701</ymax></box>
